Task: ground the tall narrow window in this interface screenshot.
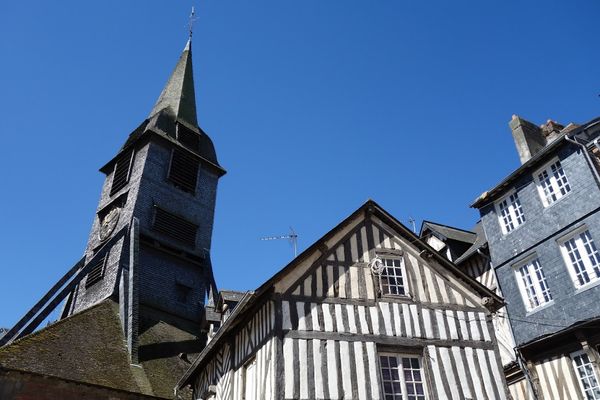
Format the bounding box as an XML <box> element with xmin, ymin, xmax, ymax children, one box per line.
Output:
<box><xmin>379</xmin><ymin>257</ymin><xmax>408</xmax><ymax>296</ymax></box>
<box><xmin>497</xmin><ymin>192</ymin><xmax>525</xmax><ymax>234</ymax></box>
<box><xmin>560</xmin><ymin>229</ymin><xmax>600</xmax><ymax>288</ymax></box>
<box><xmin>571</xmin><ymin>351</ymin><xmax>600</xmax><ymax>400</ymax></box>
<box><xmin>536</xmin><ymin>160</ymin><xmax>571</xmax><ymax>206</ymax></box>
<box><xmin>379</xmin><ymin>353</ymin><xmax>426</xmax><ymax>400</ymax></box>
<box><xmin>168</xmin><ymin>149</ymin><xmax>199</xmax><ymax>194</ymax></box>
<box><xmin>242</xmin><ymin>357</ymin><xmax>256</xmax><ymax>400</ymax></box>
<box><xmin>110</xmin><ymin>150</ymin><xmax>134</xmax><ymax>195</ymax></box>
<box><xmin>515</xmin><ymin>258</ymin><xmax>552</xmax><ymax>311</ymax></box>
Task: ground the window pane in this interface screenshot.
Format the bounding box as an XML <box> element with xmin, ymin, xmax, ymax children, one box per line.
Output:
<box><xmin>572</xmin><ymin>353</ymin><xmax>600</xmax><ymax>400</ymax></box>
<box><xmin>380</xmin><ymin>258</ymin><xmax>407</xmax><ymax>296</ymax></box>
<box><xmin>517</xmin><ymin>258</ymin><xmax>552</xmax><ymax>310</ymax></box>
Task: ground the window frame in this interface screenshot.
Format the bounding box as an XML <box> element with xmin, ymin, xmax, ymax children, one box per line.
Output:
<box><xmin>534</xmin><ymin>158</ymin><xmax>571</xmax><ymax>207</ymax></box>
<box><xmin>558</xmin><ymin>226</ymin><xmax>600</xmax><ymax>290</ymax></box>
<box><xmin>241</xmin><ymin>356</ymin><xmax>257</xmax><ymax>400</ymax></box>
<box><xmin>375</xmin><ymin>249</ymin><xmax>410</xmax><ymax>298</ymax></box>
<box><xmin>495</xmin><ymin>190</ymin><xmax>526</xmax><ymax>235</ymax></box>
<box><xmin>571</xmin><ymin>350</ymin><xmax>600</xmax><ymax>400</ymax></box>
<box><xmin>378</xmin><ymin>351</ymin><xmax>428</xmax><ymax>400</ymax></box>
<box><xmin>513</xmin><ymin>255</ymin><xmax>553</xmax><ymax>312</ymax></box>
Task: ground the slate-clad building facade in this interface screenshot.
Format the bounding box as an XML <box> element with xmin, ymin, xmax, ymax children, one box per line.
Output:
<box><xmin>473</xmin><ymin>115</ymin><xmax>600</xmax><ymax>400</ymax></box>
<box><xmin>178</xmin><ymin>201</ymin><xmax>510</xmax><ymax>400</ymax></box>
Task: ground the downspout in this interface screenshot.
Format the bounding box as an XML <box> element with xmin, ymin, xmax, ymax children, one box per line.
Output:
<box><xmin>565</xmin><ymin>134</ymin><xmax>600</xmax><ymax>186</ymax></box>
<box><xmin>515</xmin><ymin>347</ymin><xmax>539</xmax><ymax>400</ymax></box>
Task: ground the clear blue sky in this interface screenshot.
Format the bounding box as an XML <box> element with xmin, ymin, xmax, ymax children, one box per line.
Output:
<box><xmin>1</xmin><ymin>1</ymin><xmax>598</xmax><ymax>328</ymax></box>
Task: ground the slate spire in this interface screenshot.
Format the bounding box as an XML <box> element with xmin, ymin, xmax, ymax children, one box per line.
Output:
<box><xmin>149</xmin><ymin>38</ymin><xmax>198</xmax><ymax>127</ymax></box>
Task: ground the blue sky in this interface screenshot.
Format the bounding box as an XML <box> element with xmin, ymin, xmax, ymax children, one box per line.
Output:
<box><xmin>0</xmin><ymin>1</ymin><xmax>598</xmax><ymax>328</ymax></box>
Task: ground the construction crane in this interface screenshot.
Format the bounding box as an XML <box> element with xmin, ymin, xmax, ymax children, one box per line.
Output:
<box><xmin>260</xmin><ymin>227</ymin><xmax>298</xmax><ymax>257</ymax></box>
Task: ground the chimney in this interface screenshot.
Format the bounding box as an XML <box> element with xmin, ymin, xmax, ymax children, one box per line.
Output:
<box><xmin>541</xmin><ymin>119</ymin><xmax>565</xmax><ymax>144</ymax></box>
<box><xmin>509</xmin><ymin>115</ymin><xmax>547</xmax><ymax>164</ymax></box>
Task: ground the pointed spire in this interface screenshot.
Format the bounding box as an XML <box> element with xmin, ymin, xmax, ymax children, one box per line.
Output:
<box><xmin>148</xmin><ymin>38</ymin><xmax>198</xmax><ymax>127</ymax></box>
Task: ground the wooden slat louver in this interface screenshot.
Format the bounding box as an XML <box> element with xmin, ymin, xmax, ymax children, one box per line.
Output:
<box><xmin>110</xmin><ymin>150</ymin><xmax>134</xmax><ymax>195</ymax></box>
<box><xmin>168</xmin><ymin>149</ymin><xmax>199</xmax><ymax>194</ymax></box>
<box><xmin>153</xmin><ymin>207</ymin><xmax>198</xmax><ymax>247</ymax></box>
<box><xmin>177</xmin><ymin>123</ymin><xmax>200</xmax><ymax>151</ymax></box>
<box><xmin>85</xmin><ymin>256</ymin><xmax>106</xmax><ymax>288</ymax></box>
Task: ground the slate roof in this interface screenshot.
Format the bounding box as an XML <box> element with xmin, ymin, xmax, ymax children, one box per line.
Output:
<box><xmin>0</xmin><ymin>299</ymin><xmax>201</xmax><ymax>399</ymax></box>
<box><xmin>454</xmin><ymin>221</ymin><xmax>488</xmax><ymax>265</ymax></box>
<box><xmin>420</xmin><ymin>220</ymin><xmax>477</xmax><ymax>244</ymax></box>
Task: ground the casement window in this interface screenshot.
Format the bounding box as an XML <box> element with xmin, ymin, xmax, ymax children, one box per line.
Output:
<box><xmin>515</xmin><ymin>258</ymin><xmax>552</xmax><ymax>311</ymax></box>
<box><xmin>379</xmin><ymin>353</ymin><xmax>426</xmax><ymax>400</ymax></box>
<box><xmin>497</xmin><ymin>191</ymin><xmax>526</xmax><ymax>234</ymax></box>
<box><xmin>535</xmin><ymin>159</ymin><xmax>571</xmax><ymax>206</ymax></box>
<box><xmin>242</xmin><ymin>357</ymin><xmax>256</xmax><ymax>400</ymax></box>
<box><xmin>571</xmin><ymin>351</ymin><xmax>600</xmax><ymax>400</ymax></box>
<box><xmin>379</xmin><ymin>257</ymin><xmax>408</xmax><ymax>296</ymax></box>
<box><xmin>559</xmin><ymin>228</ymin><xmax>600</xmax><ymax>289</ymax></box>
<box><xmin>85</xmin><ymin>256</ymin><xmax>107</xmax><ymax>288</ymax></box>
<box><xmin>110</xmin><ymin>149</ymin><xmax>134</xmax><ymax>196</ymax></box>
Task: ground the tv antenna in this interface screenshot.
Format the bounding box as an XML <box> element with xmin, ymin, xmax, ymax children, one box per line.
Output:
<box><xmin>261</xmin><ymin>227</ymin><xmax>298</xmax><ymax>257</ymax></box>
<box><xmin>408</xmin><ymin>217</ymin><xmax>416</xmax><ymax>233</ymax></box>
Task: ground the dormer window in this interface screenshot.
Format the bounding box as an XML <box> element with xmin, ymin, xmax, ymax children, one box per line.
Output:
<box><xmin>535</xmin><ymin>159</ymin><xmax>571</xmax><ymax>207</ymax></box>
<box><xmin>497</xmin><ymin>191</ymin><xmax>525</xmax><ymax>234</ymax></box>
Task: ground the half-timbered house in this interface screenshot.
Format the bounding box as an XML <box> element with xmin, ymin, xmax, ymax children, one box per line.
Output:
<box><xmin>177</xmin><ymin>200</ymin><xmax>510</xmax><ymax>400</ymax></box>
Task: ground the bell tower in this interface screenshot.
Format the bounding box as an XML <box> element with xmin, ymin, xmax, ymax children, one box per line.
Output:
<box><xmin>60</xmin><ymin>37</ymin><xmax>225</xmax><ymax>358</ymax></box>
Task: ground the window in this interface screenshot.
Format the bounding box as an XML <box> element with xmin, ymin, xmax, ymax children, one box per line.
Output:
<box><xmin>560</xmin><ymin>229</ymin><xmax>600</xmax><ymax>289</ymax></box>
<box><xmin>176</xmin><ymin>123</ymin><xmax>200</xmax><ymax>151</ymax></box>
<box><xmin>571</xmin><ymin>351</ymin><xmax>600</xmax><ymax>400</ymax></box>
<box><xmin>110</xmin><ymin>149</ymin><xmax>134</xmax><ymax>196</ymax></box>
<box><xmin>497</xmin><ymin>191</ymin><xmax>525</xmax><ymax>234</ymax></box>
<box><xmin>379</xmin><ymin>257</ymin><xmax>408</xmax><ymax>296</ymax></box>
<box><xmin>515</xmin><ymin>258</ymin><xmax>552</xmax><ymax>311</ymax></box>
<box><xmin>379</xmin><ymin>353</ymin><xmax>426</xmax><ymax>400</ymax></box>
<box><xmin>536</xmin><ymin>159</ymin><xmax>571</xmax><ymax>206</ymax></box>
<box><xmin>152</xmin><ymin>206</ymin><xmax>198</xmax><ymax>247</ymax></box>
<box><xmin>242</xmin><ymin>357</ymin><xmax>256</xmax><ymax>400</ymax></box>
<box><xmin>168</xmin><ymin>149</ymin><xmax>199</xmax><ymax>193</ymax></box>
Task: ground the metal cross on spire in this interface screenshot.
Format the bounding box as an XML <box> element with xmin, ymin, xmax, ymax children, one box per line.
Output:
<box><xmin>188</xmin><ymin>6</ymin><xmax>197</xmax><ymax>38</ymax></box>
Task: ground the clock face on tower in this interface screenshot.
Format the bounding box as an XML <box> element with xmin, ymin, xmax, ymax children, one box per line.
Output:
<box><xmin>98</xmin><ymin>206</ymin><xmax>121</xmax><ymax>241</ymax></box>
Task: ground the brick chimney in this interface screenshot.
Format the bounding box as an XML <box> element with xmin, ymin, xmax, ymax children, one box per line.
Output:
<box><xmin>509</xmin><ymin>115</ymin><xmax>547</xmax><ymax>164</ymax></box>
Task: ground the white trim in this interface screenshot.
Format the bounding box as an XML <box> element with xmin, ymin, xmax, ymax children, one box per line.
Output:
<box><xmin>558</xmin><ymin>226</ymin><xmax>600</xmax><ymax>289</ymax></box>
<box><xmin>570</xmin><ymin>350</ymin><xmax>600</xmax><ymax>400</ymax></box>
<box><xmin>533</xmin><ymin>157</ymin><xmax>571</xmax><ymax>207</ymax></box>
<box><xmin>378</xmin><ymin>352</ymin><xmax>428</xmax><ymax>400</ymax></box>
<box><xmin>495</xmin><ymin>190</ymin><xmax>526</xmax><ymax>235</ymax></box>
<box><xmin>513</xmin><ymin>255</ymin><xmax>552</xmax><ymax>312</ymax></box>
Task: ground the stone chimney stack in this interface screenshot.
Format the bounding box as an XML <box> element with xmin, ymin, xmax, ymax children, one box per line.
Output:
<box><xmin>509</xmin><ymin>115</ymin><xmax>547</xmax><ymax>164</ymax></box>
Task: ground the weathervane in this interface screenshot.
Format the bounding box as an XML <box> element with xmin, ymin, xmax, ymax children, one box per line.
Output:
<box><xmin>188</xmin><ymin>6</ymin><xmax>197</xmax><ymax>38</ymax></box>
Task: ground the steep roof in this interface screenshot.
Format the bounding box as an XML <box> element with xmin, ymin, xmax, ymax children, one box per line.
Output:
<box><xmin>149</xmin><ymin>39</ymin><xmax>198</xmax><ymax>127</ymax></box>
<box><xmin>177</xmin><ymin>199</ymin><xmax>504</xmax><ymax>389</ymax></box>
<box><xmin>455</xmin><ymin>221</ymin><xmax>488</xmax><ymax>265</ymax></box>
<box><xmin>0</xmin><ymin>299</ymin><xmax>200</xmax><ymax>399</ymax></box>
<box><xmin>420</xmin><ymin>220</ymin><xmax>477</xmax><ymax>244</ymax></box>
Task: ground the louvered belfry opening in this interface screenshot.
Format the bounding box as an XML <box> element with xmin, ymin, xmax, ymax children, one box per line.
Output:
<box><xmin>177</xmin><ymin>123</ymin><xmax>200</xmax><ymax>151</ymax></box>
<box><xmin>152</xmin><ymin>206</ymin><xmax>198</xmax><ymax>247</ymax></box>
<box><xmin>168</xmin><ymin>149</ymin><xmax>199</xmax><ymax>193</ymax></box>
<box><xmin>110</xmin><ymin>149</ymin><xmax>134</xmax><ymax>195</ymax></box>
<box><xmin>85</xmin><ymin>256</ymin><xmax>106</xmax><ymax>288</ymax></box>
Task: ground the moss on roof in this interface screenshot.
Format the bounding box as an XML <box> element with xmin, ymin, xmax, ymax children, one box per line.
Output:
<box><xmin>0</xmin><ymin>300</ymin><xmax>141</xmax><ymax>393</ymax></box>
<box><xmin>0</xmin><ymin>299</ymin><xmax>204</xmax><ymax>399</ymax></box>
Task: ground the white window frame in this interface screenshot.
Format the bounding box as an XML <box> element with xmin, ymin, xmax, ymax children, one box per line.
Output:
<box><xmin>571</xmin><ymin>350</ymin><xmax>600</xmax><ymax>400</ymax></box>
<box><xmin>496</xmin><ymin>190</ymin><xmax>526</xmax><ymax>234</ymax></box>
<box><xmin>559</xmin><ymin>227</ymin><xmax>600</xmax><ymax>290</ymax></box>
<box><xmin>514</xmin><ymin>256</ymin><xmax>552</xmax><ymax>311</ymax></box>
<box><xmin>534</xmin><ymin>158</ymin><xmax>571</xmax><ymax>207</ymax></box>
<box><xmin>378</xmin><ymin>352</ymin><xmax>427</xmax><ymax>400</ymax></box>
<box><xmin>378</xmin><ymin>256</ymin><xmax>410</xmax><ymax>297</ymax></box>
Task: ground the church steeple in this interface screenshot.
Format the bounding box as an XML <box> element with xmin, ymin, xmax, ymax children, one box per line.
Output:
<box><xmin>148</xmin><ymin>39</ymin><xmax>198</xmax><ymax>127</ymax></box>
